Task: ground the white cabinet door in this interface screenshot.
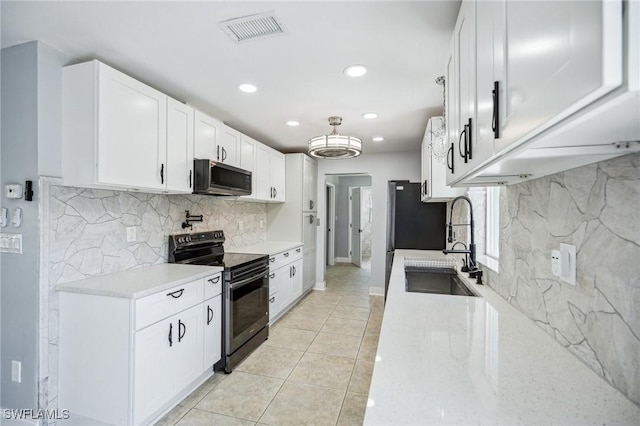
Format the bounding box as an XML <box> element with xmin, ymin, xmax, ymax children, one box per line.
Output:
<box><xmin>498</xmin><ymin>0</ymin><xmax>622</xmax><ymax>153</ymax></box>
<box><xmin>256</xmin><ymin>143</ymin><xmax>272</xmax><ymax>200</ymax></box>
<box><xmin>134</xmin><ymin>317</ymin><xmax>173</xmax><ymax>424</ymax></box>
<box><xmin>451</xmin><ymin>0</ymin><xmax>476</xmax><ymax>178</ymax></box>
<box><xmin>303</xmin><ymin>251</ymin><xmax>316</xmax><ymax>292</ymax></box>
<box><xmin>194</xmin><ymin>111</ymin><xmax>223</xmax><ymax>160</ymax></box>
<box><xmin>302</xmin><ymin>213</ymin><xmax>317</xmax><ymax>255</ymax></box>
<box><xmin>473</xmin><ymin>0</ymin><xmax>503</xmax><ymax>170</ymax></box>
<box><xmin>173</xmin><ymin>304</ymin><xmax>204</xmax><ymax>393</ymax></box>
<box><xmin>240</xmin><ymin>135</ymin><xmax>257</xmax><ymax>200</ymax></box>
<box><xmin>302</xmin><ymin>155</ymin><xmax>317</xmax><ymax>211</ymax></box>
<box><xmin>166</xmin><ymin>98</ymin><xmax>194</xmax><ymax>193</ymax></box>
<box><xmin>420</xmin><ymin>139</ymin><xmax>429</xmax><ymax>202</ymax></box>
<box><xmin>279</xmin><ymin>266</ymin><xmax>293</xmax><ymax>311</ymax></box>
<box><xmin>98</xmin><ymin>63</ymin><xmax>167</xmax><ymax>190</ymax></box>
<box><xmin>290</xmin><ymin>259</ymin><xmax>303</xmax><ymax>300</ymax></box>
<box><xmin>270</xmin><ymin>150</ymin><xmax>286</xmax><ymax>202</ymax></box>
<box><xmin>219</xmin><ymin>126</ymin><xmax>240</xmax><ymax>167</ymax></box>
<box><xmin>268</xmin><ymin>267</ymin><xmax>285</xmax><ymax>322</ymax></box>
<box><xmin>203</xmin><ymin>295</ymin><xmax>221</xmax><ymax>370</ymax></box>
<box><xmin>445</xmin><ymin>37</ymin><xmax>459</xmax><ymax>185</ymax></box>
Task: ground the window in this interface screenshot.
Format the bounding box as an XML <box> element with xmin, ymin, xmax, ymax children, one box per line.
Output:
<box><xmin>485</xmin><ymin>186</ymin><xmax>500</xmax><ymax>260</ymax></box>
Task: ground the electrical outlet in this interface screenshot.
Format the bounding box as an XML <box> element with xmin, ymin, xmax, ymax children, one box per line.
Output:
<box><xmin>551</xmin><ymin>244</ymin><xmax>576</xmax><ymax>285</ymax></box>
<box><xmin>126</xmin><ymin>227</ymin><xmax>136</xmax><ymax>242</ymax></box>
<box><xmin>12</xmin><ymin>360</ymin><xmax>21</xmax><ymax>383</ymax></box>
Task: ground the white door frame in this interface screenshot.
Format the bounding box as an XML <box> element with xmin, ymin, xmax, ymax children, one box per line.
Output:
<box><xmin>326</xmin><ymin>182</ymin><xmax>336</xmax><ymax>266</ymax></box>
<box><xmin>348</xmin><ymin>186</ymin><xmax>362</xmax><ymax>267</ymax></box>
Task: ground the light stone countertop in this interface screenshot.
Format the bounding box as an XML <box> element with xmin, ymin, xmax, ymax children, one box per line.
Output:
<box><xmin>364</xmin><ymin>249</ymin><xmax>640</xmax><ymax>425</ymax></box>
<box><xmin>230</xmin><ymin>241</ymin><xmax>303</xmax><ymax>256</ymax></box>
<box><xmin>56</xmin><ymin>264</ymin><xmax>223</xmax><ymax>299</ymax></box>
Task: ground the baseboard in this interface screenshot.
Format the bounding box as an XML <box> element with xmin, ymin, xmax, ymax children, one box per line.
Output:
<box><xmin>313</xmin><ymin>281</ymin><xmax>326</xmax><ymax>290</ymax></box>
<box><xmin>369</xmin><ymin>286</ymin><xmax>384</xmax><ymax>296</ymax></box>
<box><xmin>335</xmin><ymin>257</ymin><xmax>351</xmax><ymax>263</ymax></box>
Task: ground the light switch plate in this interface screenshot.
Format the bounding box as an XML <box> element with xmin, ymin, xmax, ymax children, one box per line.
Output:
<box><xmin>559</xmin><ymin>243</ymin><xmax>576</xmax><ymax>286</ymax></box>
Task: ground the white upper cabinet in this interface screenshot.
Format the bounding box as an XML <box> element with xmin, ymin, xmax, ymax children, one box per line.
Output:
<box><xmin>302</xmin><ymin>155</ymin><xmax>318</xmax><ymax>212</ymax></box>
<box><xmin>446</xmin><ymin>0</ymin><xmax>639</xmax><ymax>187</ymax></box>
<box><xmin>219</xmin><ymin>126</ymin><xmax>241</xmax><ymax>167</ymax></box>
<box><xmin>255</xmin><ymin>143</ymin><xmax>286</xmax><ymax>203</ymax></box>
<box><xmin>63</xmin><ymin>60</ymin><xmax>169</xmax><ymax>192</ymax></box>
<box><xmin>422</xmin><ymin>117</ymin><xmax>465</xmax><ymax>202</ymax></box>
<box><xmin>166</xmin><ymin>98</ymin><xmax>194</xmax><ymax>193</ymax></box>
<box><xmin>240</xmin><ymin>135</ymin><xmax>258</xmax><ymax>200</ymax></box>
<box><xmin>194</xmin><ymin>110</ymin><xmax>223</xmax><ymax>161</ymax></box>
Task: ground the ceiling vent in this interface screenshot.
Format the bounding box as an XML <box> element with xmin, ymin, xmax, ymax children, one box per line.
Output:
<box><xmin>218</xmin><ymin>11</ymin><xmax>287</xmax><ymax>43</ymax></box>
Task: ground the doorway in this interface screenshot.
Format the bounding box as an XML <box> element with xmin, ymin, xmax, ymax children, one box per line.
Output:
<box><xmin>325</xmin><ymin>182</ymin><xmax>336</xmax><ymax>266</ymax></box>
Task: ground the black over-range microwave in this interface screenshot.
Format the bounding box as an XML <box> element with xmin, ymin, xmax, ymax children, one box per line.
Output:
<box><xmin>193</xmin><ymin>159</ymin><xmax>252</xmax><ymax>196</ymax></box>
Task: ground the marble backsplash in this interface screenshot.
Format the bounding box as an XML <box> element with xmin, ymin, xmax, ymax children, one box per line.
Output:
<box><xmin>482</xmin><ymin>152</ymin><xmax>640</xmax><ymax>406</ymax></box>
<box><xmin>45</xmin><ymin>185</ymin><xmax>267</xmax><ymax>415</ymax></box>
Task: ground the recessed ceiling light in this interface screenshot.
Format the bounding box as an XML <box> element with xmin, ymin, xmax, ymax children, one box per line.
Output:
<box><xmin>286</xmin><ymin>120</ymin><xmax>300</xmax><ymax>127</ymax></box>
<box><xmin>373</xmin><ymin>136</ymin><xmax>384</xmax><ymax>142</ymax></box>
<box><xmin>362</xmin><ymin>112</ymin><xmax>378</xmax><ymax>119</ymax></box>
<box><xmin>344</xmin><ymin>64</ymin><xmax>368</xmax><ymax>77</ymax></box>
<box><xmin>238</xmin><ymin>83</ymin><xmax>257</xmax><ymax>93</ymax></box>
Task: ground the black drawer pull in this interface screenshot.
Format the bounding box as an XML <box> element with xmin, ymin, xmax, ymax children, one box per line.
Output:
<box><xmin>270</xmin><ymin>257</ymin><xmax>276</xmax><ymax>263</ymax></box>
<box><xmin>207</xmin><ymin>305</ymin><xmax>213</xmax><ymax>325</ymax></box>
<box><xmin>269</xmin><ymin>273</ymin><xmax>275</xmax><ymax>279</ymax></box>
<box><xmin>168</xmin><ymin>323</ymin><xmax>173</xmax><ymax>347</ymax></box>
<box><xmin>296</xmin><ymin>248</ymin><xmax>301</xmax><ymax>253</ymax></box>
<box><xmin>178</xmin><ymin>319</ymin><xmax>186</xmax><ymax>342</ymax></box>
<box><xmin>208</xmin><ymin>276</ymin><xmax>220</xmax><ymax>284</ymax></box>
<box><xmin>167</xmin><ymin>289</ymin><xmax>184</xmax><ymax>299</ymax></box>
<box><xmin>283</xmin><ymin>252</ymin><xmax>290</xmax><ymax>257</ymax></box>
<box><xmin>269</xmin><ymin>296</ymin><xmax>275</xmax><ymax>303</ymax></box>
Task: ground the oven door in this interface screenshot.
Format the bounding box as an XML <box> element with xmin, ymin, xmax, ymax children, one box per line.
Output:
<box><xmin>226</xmin><ymin>270</ymin><xmax>269</xmax><ymax>353</ymax></box>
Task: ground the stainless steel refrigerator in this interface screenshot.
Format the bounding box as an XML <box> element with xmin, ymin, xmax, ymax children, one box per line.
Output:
<box><xmin>385</xmin><ymin>181</ymin><xmax>447</xmax><ymax>296</ymax></box>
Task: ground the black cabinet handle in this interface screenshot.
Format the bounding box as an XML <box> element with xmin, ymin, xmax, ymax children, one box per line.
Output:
<box><xmin>447</xmin><ymin>143</ymin><xmax>455</xmax><ymax>174</ymax></box>
<box><xmin>458</xmin><ymin>125</ymin><xmax>468</xmax><ymax>163</ymax></box>
<box><xmin>270</xmin><ymin>257</ymin><xmax>275</xmax><ymax>263</ymax></box>
<box><xmin>296</xmin><ymin>248</ymin><xmax>301</xmax><ymax>253</ymax></box>
<box><xmin>168</xmin><ymin>323</ymin><xmax>173</xmax><ymax>347</ymax></box>
<box><xmin>160</xmin><ymin>163</ymin><xmax>165</xmax><ymax>184</ymax></box>
<box><xmin>467</xmin><ymin>118</ymin><xmax>473</xmax><ymax>160</ymax></box>
<box><xmin>309</xmin><ymin>214</ymin><xmax>314</xmax><ymax>224</ymax></box>
<box><xmin>207</xmin><ymin>305</ymin><xmax>213</xmax><ymax>325</ymax></box>
<box><xmin>284</xmin><ymin>252</ymin><xmax>290</xmax><ymax>257</ymax></box>
<box><xmin>217</xmin><ymin>145</ymin><xmax>220</xmax><ymax>161</ymax></box>
<box><xmin>167</xmin><ymin>288</ymin><xmax>184</xmax><ymax>298</ymax></box>
<box><xmin>222</xmin><ymin>147</ymin><xmax>227</xmax><ymax>162</ymax></box>
<box><xmin>274</xmin><ymin>187</ymin><xmax>278</xmax><ymax>198</ymax></box>
<box><xmin>269</xmin><ymin>296</ymin><xmax>275</xmax><ymax>303</ymax></box>
<box><xmin>208</xmin><ymin>276</ymin><xmax>220</xmax><ymax>284</ymax></box>
<box><xmin>269</xmin><ymin>273</ymin><xmax>275</xmax><ymax>279</ymax></box>
<box><xmin>293</xmin><ymin>266</ymin><xmax>296</xmax><ymax>276</ymax></box>
<box><xmin>189</xmin><ymin>170</ymin><xmax>192</xmax><ymax>188</ymax></box>
<box><xmin>289</xmin><ymin>266</ymin><xmax>293</xmax><ymax>278</ymax></box>
<box><xmin>310</xmin><ymin>200</ymin><xmax>314</xmax><ymax>210</ymax></box>
<box><xmin>492</xmin><ymin>81</ymin><xmax>501</xmax><ymax>139</ymax></box>
<box><xmin>178</xmin><ymin>319</ymin><xmax>186</xmax><ymax>342</ymax></box>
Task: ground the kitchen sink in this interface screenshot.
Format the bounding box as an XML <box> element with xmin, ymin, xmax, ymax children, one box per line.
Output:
<box><xmin>404</xmin><ymin>266</ymin><xmax>480</xmax><ymax>297</ymax></box>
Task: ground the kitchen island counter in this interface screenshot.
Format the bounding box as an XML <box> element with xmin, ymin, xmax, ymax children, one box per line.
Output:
<box><xmin>365</xmin><ymin>249</ymin><xmax>640</xmax><ymax>425</ymax></box>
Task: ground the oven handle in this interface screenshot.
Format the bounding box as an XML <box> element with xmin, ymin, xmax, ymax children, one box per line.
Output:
<box><xmin>229</xmin><ymin>271</ymin><xmax>269</xmax><ymax>290</ymax></box>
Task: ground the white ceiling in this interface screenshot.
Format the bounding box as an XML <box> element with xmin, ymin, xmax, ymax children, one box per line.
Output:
<box><xmin>1</xmin><ymin>1</ymin><xmax>460</xmax><ymax>155</ymax></box>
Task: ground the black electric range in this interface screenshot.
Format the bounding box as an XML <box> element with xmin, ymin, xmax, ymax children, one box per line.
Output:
<box><xmin>168</xmin><ymin>230</ymin><xmax>270</xmax><ymax>373</ymax></box>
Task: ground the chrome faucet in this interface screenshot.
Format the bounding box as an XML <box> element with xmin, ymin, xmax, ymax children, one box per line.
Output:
<box><xmin>442</xmin><ymin>196</ymin><xmax>483</xmax><ymax>284</ymax></box>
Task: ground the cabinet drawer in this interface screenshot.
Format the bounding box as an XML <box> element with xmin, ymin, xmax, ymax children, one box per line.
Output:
<box><xmin>277</xmin><ymin>247</ymin><xmax>303</xmax><ymax>266</ymax></box>
<box><xmin>204</xmin><ymin>273</ymin><xmax>222</xmax><ymax>299</ymax></box>
<box><xmin>135</xmin><ymin>279</ymin><xmax>203</xmax><ymax>330</ymax></box>
<box><xmin>268</xmin><ymin>254</ymin><xmax>280</xmax><ymax>271</ymax></box>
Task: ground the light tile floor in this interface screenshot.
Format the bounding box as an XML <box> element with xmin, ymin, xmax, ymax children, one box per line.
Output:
<box><xmin>156</xmin><ymin>262</ymin><xmax>382</xmax><ymax>426</ymax></box>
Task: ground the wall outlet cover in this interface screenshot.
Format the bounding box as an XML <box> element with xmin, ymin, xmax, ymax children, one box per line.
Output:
<box><xmin>126</xmin><ymin>227</ymin><xmax>136</xmax><ymax>243</ymax></box>
<box><xmin>5</xmin><ymin>184</ymin><xmax>23</xmax><ymax>199</ymax></box>
<box><xmin>11</xmin><ymin>360</ymin><xmax>21</xmax><ymax>383</ymax></box>
<box><xmin>560</xmin><ymin>243</ymin><xmax>577</xmax><ymax>286</ymax></box>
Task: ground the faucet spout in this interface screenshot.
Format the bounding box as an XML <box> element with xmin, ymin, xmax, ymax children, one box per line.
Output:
<box><xmin>445</xmin><ymin>196</ymin><xmax>478</xmax><ymax>275</ymax></box>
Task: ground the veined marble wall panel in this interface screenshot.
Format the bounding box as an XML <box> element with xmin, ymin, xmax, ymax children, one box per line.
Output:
<box><xmin>482</xmin><ymin>152</ymin><xmax>640</xmax><ymax>406</ymax></box>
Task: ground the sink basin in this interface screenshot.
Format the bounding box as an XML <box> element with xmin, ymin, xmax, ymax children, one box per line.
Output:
<box><xmin>404</xmin><ymin>267</ymin><xmax>480</xmax><ymax>297</ymax></box>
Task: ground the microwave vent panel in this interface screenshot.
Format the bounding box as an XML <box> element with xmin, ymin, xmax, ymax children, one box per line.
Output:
<box><xmin>218</xmin><ymin>11</ymin><xmax>287</xmax><ymax>43</ymax></box>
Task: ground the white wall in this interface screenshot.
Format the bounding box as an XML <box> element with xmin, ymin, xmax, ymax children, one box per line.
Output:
<box><xmin>316</xmin><ymin>151</ymin><xmax>421</xmax><ymax>294</ymax></box>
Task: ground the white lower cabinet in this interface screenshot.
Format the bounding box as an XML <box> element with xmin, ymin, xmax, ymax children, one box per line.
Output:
<box><xmin>59</xmin><ymin>272</ymin><xmax>222</xmax><ymax>426</ymax></box>
<box><xmin>203</xmin><ymin>295</ymin><xmax>222</xmax><ymax>370</ymax></box>
<box><xmin>268</xmin><ymin>246</ymin><xmax>304</xmax><ymax>323</ymax></box>
<box><xmin>134</xmin><ymin>304</ymin><xmax>203</xmax><ymax>424</ymax></box>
